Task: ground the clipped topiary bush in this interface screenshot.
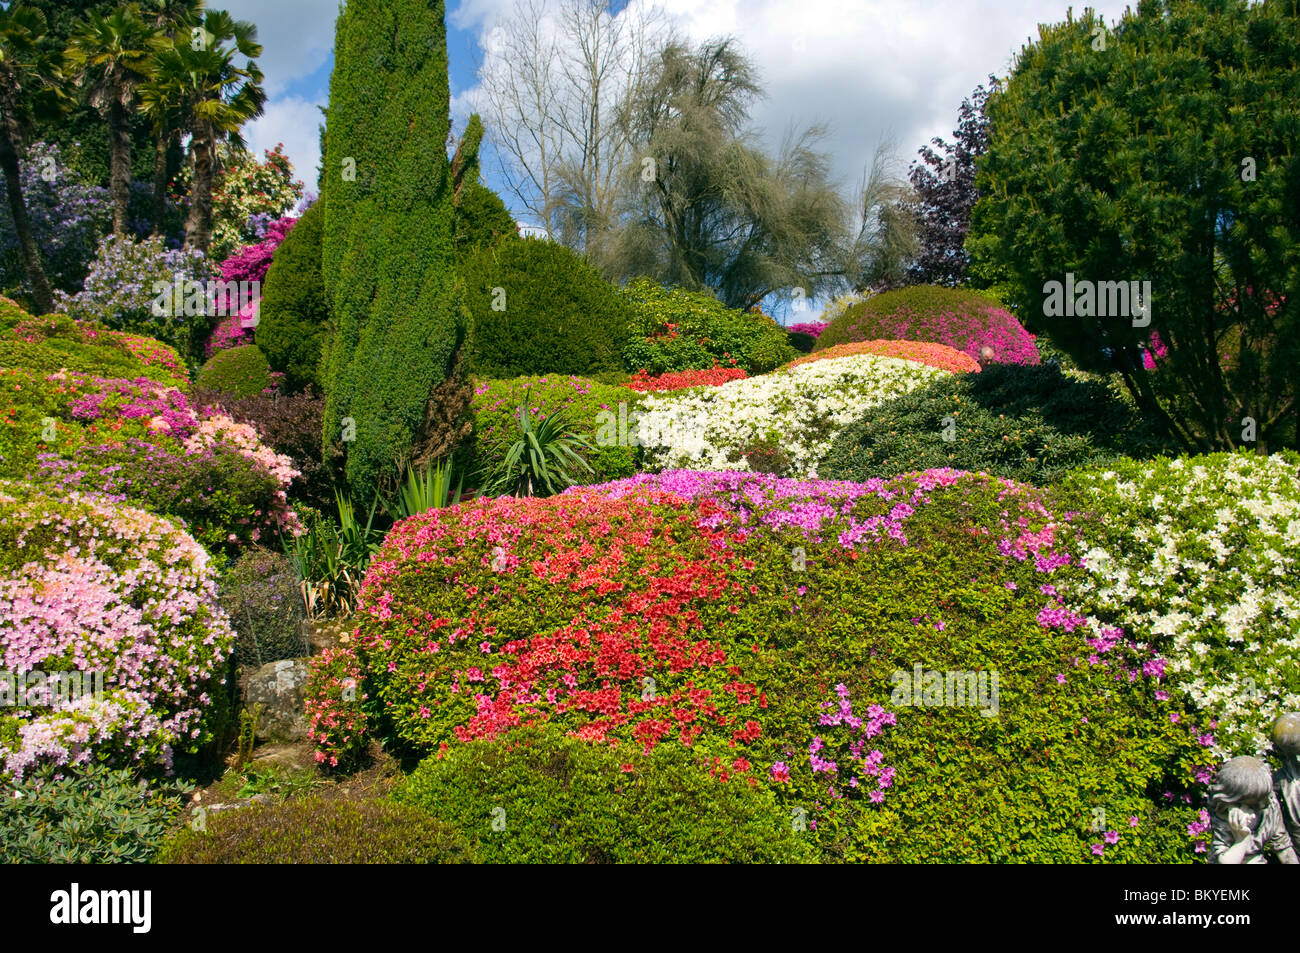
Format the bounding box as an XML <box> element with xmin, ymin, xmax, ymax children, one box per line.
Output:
<box><xmin>1</xmin><ymin>762</ymin><xmax>188</xmax><ymax>863</ymax></box>
<box><xmin>220</xmin><ymin>550</ymin><xmax>307</xmax><ymax>667</ymax></box>
<box><xmin>1051</xmin><ymin>450</ymin><xmax>1300</xmax><ymax>759</ymax></box>
<box><xmin>157</xmin><ymin>796</ymin><xmax>475</xmax><ymax>863</ymax></box>
<box><xmin>0</xmin><ymin>482</ymin><xmax>236</xmax><ymax>779</ymax></box>
<box><xmin>315</xmin><ymin>469</ymin><xmax>1213</xmax><ymax>862</ymax></box>
<box><xmin>820</xmin><ymin>363</ymin><xmax>1171</xmax><ymax>486</ymax></box>
<box><xmin>622</xmin><ymin>278</ymin><xmax>796</xmax><ymax>375</ymax></box>
<box><xmin>196</xmin><ymin>344</ymin><xmax>273</xmax><ymax>398</ymax></box>
<box><xmin>814</xmin><ymin>285</ymin><xmax>1039</xmax><ymax>366</ymax></box>
<box><xmin>256</xmin><ymin>199</ymin><xmax>328</xmax><ymax>392</ymax></box>
<box><xmin>461</xmin><ymin>237</ymin><xmax>634</xmax><ymax>378</ymax></box>
<box><xmin>470</xmin><ymin>375</ymin><xmax>639</xmax><ymax>487</ymax></box>
<box><xmin>397</xmin><ymin>724</ymin><xmax>818</xmax><ymax>863</ymax></box>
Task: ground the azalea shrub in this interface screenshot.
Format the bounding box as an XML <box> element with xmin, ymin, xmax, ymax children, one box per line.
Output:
<box><xmin>203</xmin><ymin>215</ymin><xmax>298</xmax><ymax>360</ymax></box>
<box><xmin>0</xmin><ymin>309</ymin><xmax>187</xmax><ymax>389</ymax></box>
<box><xmin>0</xmin><ymin>483</ymin><xmax>236</xmax><ymax>779</ymax></box>
<box><xmin>397</xmin><ymin>723</ymin><xmax>817</xmax><ymax>863</ymax></box>
<box><xmin>622</xmin><ymin>278</ymin><xmax>796</xmax><ymax>375</ymax></box>
<box><xmin>470</xmin><ymin>375</ymin><xmax>639</xmax><ymax>487</ymax></box>
<box><xmin>633</xmin><ymin>353</ymin><xmax>945</xmax><ymax>478</ymax></box>
<box><xmin>786</xmin><ymin>339</ymin><xmax>981</xmax><ymax>375</ymax></box>
<box><xmin>1051</xmin><ymin>451</ymin><xmax>1300</xmax><ymax>758</ymax></box>
<box><xmin>179</xmin><ymin>144</ymin><xmax>304</xmax><ymax>263</ymax></box>
<box><xmin>815</xmin><ymin>285</ymin><xmax>1040</xmax><ymax>366</ymax></box>
<box><xmin>626</xmin><ymin>365</ymin><xmax>749</xmax><ymax>393</ymax></box>
<box><xmin>820</xmin><ymin>363</ymin><xmax>1171</xmax><ymax>486</ymax></box>
<box><xmin>196</xmin><ymin>344</ymin><xmax>276</xmax><ymax>399</ymax></box>
<box><xmin>0</xmin><ymin>369</ymin><xmax>300</xmax><ymax>556</ymax></box>
<box><xmin>56</xmin><ymin>235</ymin><xmax>213</xmax><ymax>363</ymax></box>
<box><xmin>315</xmin><ymin>469</ymin><xmax>1212</xmax><ymax>861</ymax></box>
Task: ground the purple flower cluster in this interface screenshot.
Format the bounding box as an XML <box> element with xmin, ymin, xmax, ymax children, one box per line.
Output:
<box><xmin>787</xmin><ymin>321</ymin><xmax>827</xmax><ymax>338</ymax></box>
<box><xmin>809</xmin><ymin>684</ymin><xmax>898</xmax><ymax>804</ymax></box>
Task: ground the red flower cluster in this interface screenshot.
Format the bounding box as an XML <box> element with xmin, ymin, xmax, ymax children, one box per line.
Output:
<box><xmin>627</xmin><ymin>365</ymin><xmax>749</xmax><ymax>392</ymax></box>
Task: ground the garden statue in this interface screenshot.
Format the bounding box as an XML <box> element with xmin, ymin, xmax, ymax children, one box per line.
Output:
<box><xmin>1272</xmin><ymin>713</ymin><xmax>1300</xmax><ymax>854</ymax></box>
<box><xmin>1207</xmin><ymin>755</ymin><xmax>1298</xmax><ymax>864</ymax></box>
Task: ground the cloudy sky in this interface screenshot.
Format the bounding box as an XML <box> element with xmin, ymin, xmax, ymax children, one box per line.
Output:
<box><xmin>227</xmin><ymin>0</ymin><xmax>1128</xmax><ymax>213</ymax></box>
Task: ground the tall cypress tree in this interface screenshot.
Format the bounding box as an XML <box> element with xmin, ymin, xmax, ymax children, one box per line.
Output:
<box><xmin>321</xmin><ymin>0</ymin><xmax>465</xmax><ymax>499</ymax></box>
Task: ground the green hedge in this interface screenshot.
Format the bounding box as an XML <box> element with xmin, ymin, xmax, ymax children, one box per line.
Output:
<box><xmin>820</xmin><ymin>363</ymin><xmax>1173</xmax><ymax>485</ymax></box>
<box><xmin>621</xmin><ymin>278</ymin><xmax>795</xmax><ymax>374</ymax></box>
<box><xmin>257</xmin><ymin>200</ymin><xmax>329</xmax><ymax>392</ymax></box>
<box><xmin>396</xmin><ymin>724</ymin><xmax>817</xmax><ymax>863</ymax></box>
<box><xmin>196</xmin><ymin>344</ymin><xmax>273</xmax><ymax>398</ymax></box>
<box><xmin>157</xmin><ymin>796</ymin><xmax>475</xmax><ymax>863</ymax></box>
<box><xmin>469</xmin><ymin>375</ymin><xmax>639</xmax><ymax>487</ymax></box>
<box><xmin>461</xmin><ymin>237</ymin><xmax>634</xmax><ymax>378</ymax></box>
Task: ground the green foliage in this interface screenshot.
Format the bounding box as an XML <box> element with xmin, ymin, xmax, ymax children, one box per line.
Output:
<box><xmin>383</xmin><ymin>458</ymin><xmax>462</xmax><ymax>521</ymax></box>
<box><xmin>157</xmin><ymin>796</ymin><xmax>475</xmax><ymax>863</ymax></box>
<box><xmin>321</xmin><ymin>0</ymin><xmax>464</xmax><ymax>502</ymax></box>
<box><xmin>470</xmin><ymin>375</ymin><xmax>638</xmax><ymax>487</ymax></box>
<box><xmin>460</xmin><ymin>237</ymin><xmax>633</xmax><ymax>378</ymax></box>
<box><xmin>621</xmin><ymin>277</ymin><xmax>795</xmax><ymax>374</ymax></box>
<box><xmin>820</xmin><ymin>363</ymin><xmax>1173</xmax><ymax>485</ymax></box>
<box><xmin>486</xmin><ymin>390</ymin><xmax>595</xmax><ymax>497</ymax></box>
<box><xmin>455</xmin><ymin>180</ymin><xmax>516</xmax><ymax>254</ymax></box>
<box><xmin>0</xmin><ymin>305</ymin><xmax>187</xmax><ymax>387</ymax></box>
<box><xmin>220</xmin><ymin>549</ymin><xmax>308</xmax><ymax>667</ymax></box>
<box><xmin>256</xmin><ymin>198</ymin><xmax>328</xmax><ymax>391</ymax></box>
<box><xmin>787</xmin><ymin>330</ymin><xmax>817</xmax><ymax>353</ymax></box>
<box><xmin>1</xmin><ymin>763</ymin><xmax>189</xmax><ymax>864</ymax></box>
<box><xmin>283</xmin><ymin>493</ymin><xmax>383</xmax><ymax>619</ymax></box>
<box><xmin>814</xmin><ymin>284</ymin><xmax>1040</xmax><ymax>365</ymax></box>
<box><xmin>968</xmin><ymin>0</ymin><xmax>1299</xmax><ymax>451</ymax></box>
<box><xmin>397</xmin><ymin>724</ymin><xmax>817</xmax><ymax>863</ymax></box>
<box><xmin>196</xmin><ymin>343</ymin><xmax>272</xmax><ymax>398</ymax></box>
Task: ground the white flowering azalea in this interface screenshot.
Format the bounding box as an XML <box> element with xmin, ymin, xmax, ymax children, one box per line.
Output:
<box><xmin>632</xmin><ymin>354</ymin><xmax>946</xmax><ymax>478</ymax></box>
<box><xmin>1058</xmin><ymin>451</ymin><xmax>1300</xmax><ymax>757</ymax></box>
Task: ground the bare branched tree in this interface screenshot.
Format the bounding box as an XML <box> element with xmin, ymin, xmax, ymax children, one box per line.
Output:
<box><xmin>476</xmin><ymin>0</ymin><xmax>672</xmax><ymax>255</ymax></box>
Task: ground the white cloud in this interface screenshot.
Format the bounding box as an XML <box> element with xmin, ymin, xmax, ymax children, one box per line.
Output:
<box><xmin>218</xmin><ymin>0</ymin><xmax>339</xmax><ymax>97</ymax></box>
<box><xmin>243</xmin><ymin>96</ymin><xmax>326</xmax><ymax>192</ymax></box>
<box><xmin>453</xmin><ymin>0</ymin><xmax>1130</xmax><ymax>190</ymax></box>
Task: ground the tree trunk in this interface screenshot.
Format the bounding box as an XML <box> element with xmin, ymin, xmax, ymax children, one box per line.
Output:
<box><xmin>184</xmin><ymin>132</ymin><xmax>215</xmax><ymax>254</ymax></box>
<box><xmin>0</xmin><ymin>127</ymin><xmax>55</xmax><ymax>315</ymax></box>
<box><xmin>151</xmin><ymin>131</ymin><xmax>168</xmax><ymax>236</ymax></box>
<box><xmin>108</xmin><ymin>98</ymin><xmax>132</xmax><ymax>236</ymax></box>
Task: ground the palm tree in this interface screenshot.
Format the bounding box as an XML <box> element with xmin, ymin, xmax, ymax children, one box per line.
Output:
<box><xmin>141</xmin><ymin>9</ymin><xmax>264</xmax><ymax>253</ymax></box>
<box><xmin>65</xmin><ymin>4</ymin><xmax>161</xmax><ymax>235</ymax></box>
<box><xmin>137</xmin><ymin>0</ymin><xmax>202</xmax><ymax>234</ymax></box>
<box><xmin>0</xmin><ymin>5</ymin><xmax>65</xmax><ymax>315</ymax></box>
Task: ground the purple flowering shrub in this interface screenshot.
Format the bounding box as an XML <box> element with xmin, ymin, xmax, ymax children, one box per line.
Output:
<box><xmin>0</xmin><ymin>482</ymin><xmax>235</xmax><ymax>779</ymax></box>
<box><xmin>0</xmin><ymin>142</ymin><xmax>112</xmax><ymax>296</ymax></box>
<box><xmin>56</xmin><ymin>234</ymin><xmax>212</xmax><ymax>361</ymax></box>
<box><xmin>0</xmin><ymin>368</ymin><xmax>300</xmax><ymax>556</ymax></box>
<box><xmin>787</xmin><ymin>321</ymin><xmax>827</xmax><ymax>338</ymax></box>
<box><xmin>815</xmin><ymin>284</ymin><xmax>1040</xmax><ymax>365</ymax></box>
<box><xmin>576</xmin><ymin>469</ymin><xmax>1213</xmax><ymax>861</ymax></box>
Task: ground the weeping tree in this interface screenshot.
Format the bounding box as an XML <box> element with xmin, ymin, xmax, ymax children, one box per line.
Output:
<box><xmin>321</xmin><ymin>0</ymin><xmax>468</xmax><ymax>501</ymax></box>
<box><xmin>969</xmin><ymin>1</ymin><xmax>1299</xmax><ymax>452</ymax></box>
<box><xmin>600</xmin><ymin>37</ymin><xmax>848</xmax><ymax>311</ymax></box>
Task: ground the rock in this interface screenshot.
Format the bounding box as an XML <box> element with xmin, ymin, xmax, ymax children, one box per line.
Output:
<box><xmin>308</xmin><ymin>618</ymin><xmax>353</xmax><ymax>654</ymax></box>
<box><xmin>241</xmin><ymin>659</ymin><xmax>311</xmax><ymax>742</ymax></box>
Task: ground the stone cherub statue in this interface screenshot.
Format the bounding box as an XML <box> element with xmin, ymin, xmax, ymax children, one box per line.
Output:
<box><xmin>1272</xmin><ymin>712</ymin><xmax>1300</xmax><ymax>855</ymax></box>
<box><xmin>1207</xmin><ymin>755</ymin><xmax>1298</xmax><ymax>864</ymax></box>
